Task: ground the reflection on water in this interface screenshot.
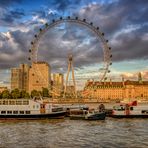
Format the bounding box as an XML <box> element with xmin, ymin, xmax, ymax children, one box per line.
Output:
<box><xmin>0</xmin><ymin>118</ymin><xmax>148</xmax><ymax>148</ymax></box>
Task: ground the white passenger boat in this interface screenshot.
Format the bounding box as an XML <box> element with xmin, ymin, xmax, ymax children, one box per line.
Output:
<box><xmin>111</xmin><ymin>101</ymin><xmax>148</xmax><ymax>118</ymax></box>
<box><xmin>0</xmin><ymin>97</ymin><xmax>66</xmax><ymax>119</ymax></box>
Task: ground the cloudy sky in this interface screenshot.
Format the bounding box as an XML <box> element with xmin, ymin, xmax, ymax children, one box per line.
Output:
<box><xmin>0</xmin><ymin>0</ymin><xmax>148</xmax><ymax>88</ymax></box>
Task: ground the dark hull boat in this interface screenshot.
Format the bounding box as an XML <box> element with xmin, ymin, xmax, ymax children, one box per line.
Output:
<box><xmin>0</xmin><ymin>112</ymin><xmax>66</xmax><ymax>120</ymax></box>
<box><xmin>69</xmin><ymin>104</ymin><xmax>106</xmax><ymax>120</ymax></box>
<box><xmin>70</xmin><ymin>112</ymin><xmax>106</xmax><ymax>120</ymax></box>
<box><xmin>86</xmin><ymin>112</ymin><xmax>106</xmax><ymax>120</ymax></box>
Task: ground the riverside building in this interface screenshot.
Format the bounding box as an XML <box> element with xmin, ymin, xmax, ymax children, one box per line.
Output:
<box><xmin>0</xmin><ymin>86</ymin><xmax>8</xmax><ymax>93</ymax></box>
<box><xmin>11</xmin><ymin>64</ymin><xmax>29</xmax><ymax>91</ymax></box>
<box><xmin>52</xmin><ymin>73</ymin><xmax>64</xmax><ymax>97</ymax></box>
<box><xmin>83</xmin><ymin>73</ymin><xmax>148</xmax><ymax>102</ymax></box>
<box><xmin>28</xmin><ymin>62</ymin><xmax>51</xmax><ymax>93</ymax></box>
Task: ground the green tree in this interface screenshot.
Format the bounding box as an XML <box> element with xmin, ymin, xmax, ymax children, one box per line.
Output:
<box><xmin>2</xmin><ymin>90</ymin><xmax>10</xmax><ymax>99</ymax></box>
<box><xmin>31</xmin><ymin>90</ymin><xmax>40</xmax><ymax>98</ymax></box>
<box><xmin>11</xmin><ymin>89</ymin><xmax>20</xmax><ymax>99</ymax></box>
<box><xmin>24</xmin><ymin>92</ymin><xmax>30</xmax><ymax>99</ymax></box>
<box><xmin>20</xmin><ymin>90</ymin><xmax>30</xmax><ymax>99</ymax></box>
<box><xmin>42</xmin><ymin>87</ymin><xmax>49</xmax><ymax>97</ymax></box>
<box><xmin>0</xmin><ymin>92</ymin><xmax>2</xmax><ymax>99</ymax></box>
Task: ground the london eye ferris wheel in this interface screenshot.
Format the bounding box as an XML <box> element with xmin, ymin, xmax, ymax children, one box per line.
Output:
<box><xmin>28</xmin><ymin>16</ymin><xmax>112</xmax><ymax>94</ymax></box>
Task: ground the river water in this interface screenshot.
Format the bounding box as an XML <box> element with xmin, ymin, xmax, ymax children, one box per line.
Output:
<box><xmin>0</xmin><ymin>118</ymin><xmax>148</xmax><ymax>148</ymax></box>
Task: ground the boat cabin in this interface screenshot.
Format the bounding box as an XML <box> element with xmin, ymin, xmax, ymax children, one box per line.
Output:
<box><xmin>0</xmin><ymin>99</ymin><xmax>63</xmax><ymax>115</ymax></box>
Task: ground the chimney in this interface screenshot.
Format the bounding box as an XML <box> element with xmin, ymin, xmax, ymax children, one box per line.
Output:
<box><xmin>138</xmin><ymin>72</ymin><xmax>142</xmax><ymax>84</ymax></box>
<box><xmin>122</xmin><ymin>76</ymin><xmax>125</xmax><ymax>86</ymax></box>
<box><xmin>110</xmin><ymin>78</ymin><xmax>112</xmax><ymax>85</ymax></box>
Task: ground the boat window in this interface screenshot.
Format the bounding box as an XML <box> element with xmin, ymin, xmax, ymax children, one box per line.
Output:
<box><xmin>7</xmin><ymin>111</ymin><xmax>12</xmax><ymax>114</ymax></box>
<box><xmin>130</xmin><ymin>107</ymin><xmax>133</xmax><ymax>110</ymax></box>
<box><xmin>9</xmin><ymin>100</ymin><xmax>15</xmax><ymax>105</ymax></box>
<box><xmin>25</xmin><ymin>111</ymin><xmax>30</xmax><ymax>114</ymax></box>
<box><xmin>40</xmin><ymin>104</ymin><xmax>44</xmax><ymax>109</ymax></box>
<box><xmin>121</xmin><ymin>107</ymin><xmax>125</xmax><ymax>111</ymax></box>
<box><xmin>23</xmin><ymin>100</ymin><xmax>29</xmax><ymax>105</ymax></box>
<box><xmin>16</xmin><ymin>100</ymin><xmax>22</xmax><ymax>105</ymax></box>
<box><xmin>13</xmin><ymin>111</ymin><xmax>18</xmax><ymax>114</ymax></box>
<box><xmin>20</xmin><ymin>111</ymin><xmax>24</xmax><ymax>114</ymax></box>
<box><xmin>113</xmin><ymin>106</ymin><xmax>125</xmax><ymax>111</ymax></box>
<box><xmin>142</xmin><ymin>110</ymin><xmax>148</xmax><ymax>114</ymax></box>
<box><xmin>1</xmin><ymin>111</ymin><xmax>6</xmax><ymax>114</ymax></box>
<box><xmin>3</xmin><ymin>100</ymin><xmax>8</xmax><ymax>105</ymax></box>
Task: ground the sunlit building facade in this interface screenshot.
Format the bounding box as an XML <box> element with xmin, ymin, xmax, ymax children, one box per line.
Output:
<box><xmin>0</xmin><ymin>87</ymin><xmax>8</xmax><ymax>93</ymax></box>
<box><xmin>28</xmin><ymin>62</ymin><xmax>51</xmax><ymax>93</ymax></box>
<box><xmin>51</xmin><ymin>73</ymin><xmax>64</xmax><ymax>97</ymax></box>
<box><xmin>11</xmin><ymin>64</ymin><xmax>29</xmax><ymax>91</ymax></box>
<box><xmin>83</xmin><ymin>73</ymin><xmax>148</xmax><ymax>101</ymax></box>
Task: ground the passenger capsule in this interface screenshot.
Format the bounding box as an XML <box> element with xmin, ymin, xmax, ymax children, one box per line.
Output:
<box><xmin>83</xmin><ymin>19</ymin><xmax>86</xmax><ymax>22</ymax></box>
<box><xmin>45</xmin><ymin>23</ymin><xmax>48</xmax><ymax>27</ymax></box>
<box><xmin>90</xmin><ymin>22</ymin><xmax>93</xmax><ymax>25</ymax></box>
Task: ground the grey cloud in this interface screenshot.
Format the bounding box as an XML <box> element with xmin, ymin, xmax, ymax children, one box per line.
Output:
<box><xmin>0</xmin><ymin>8</ymin><xmax>25</xmax><ymax>26</ymax></box>
<box><xmin>111</xmin><ymin>25</ymin><xmax>148</xmax><ymax>61</ymax></box>
<box><xmin>0</xmin><ymin>0</ymin><xmax>148</xmax><ymax>73</ymax></box>
<box><xmin>0</xmin><ymin>0</ymin><xmax>22</xmax><ymax>7</ymax></box>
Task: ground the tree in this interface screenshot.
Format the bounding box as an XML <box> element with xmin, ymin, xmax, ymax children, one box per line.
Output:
<box><xmin>0</xmin><ymin>92</ymin><xmax>2</xmax><ymax>99</ymax></box>
<box><xmin>11</xmin><ymin>89</ymin><xmax>20</xmax><ymax>99</ymax></box>
<box><xmin>2</xmin><ymin>90</ymin><xmax>10</xmax><ymax>99</ymax></box>
<box><xmin>31</xmin><ymin>90</ymin><xmax>40</xmax><ymax>98</ymax></box>
<box><xmin>24</xmin><ymin>92</ymin><xmax>30</xmax><ymax>99</ymax></box>
<box><xmin>42</xmin><ymin>87</ymin><xmax>49</xmax><ymax>97</ymax></box>
<box><xmin>20</xmin><ymin>90</ymin><xmax>30</xmax><ymax>99</ymax></box>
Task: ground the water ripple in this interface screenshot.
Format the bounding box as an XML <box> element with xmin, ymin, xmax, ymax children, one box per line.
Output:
<box><xmin>0</xmin><ymin>118</ymin><xmax>148</xmax><ymax>148</ymax></box>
